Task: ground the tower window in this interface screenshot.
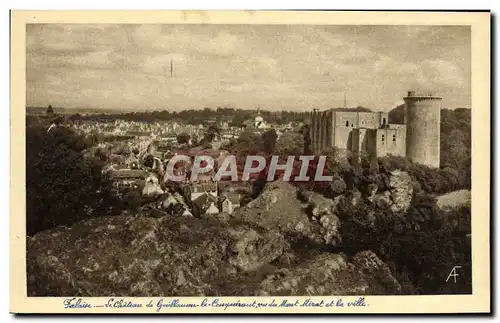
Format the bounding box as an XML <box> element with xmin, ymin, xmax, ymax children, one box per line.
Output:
<box><xmin>393</xmin><ymin>134</ymin><xmax>396</xmax><ymax>142</ymax></box>
<box><xmin>346</xmin><ymin>121</ymin><xmax>349</xmax><ymax>127</ymax></box>
<box><xmin>382</xmin><ymin>118</ymin><xmax>387</xmax><ymax>125</ymax></box>
<box><xmin>381</xmin><ymin>134</ymin><xmax>385</xmax><ymax>142</ymax></box>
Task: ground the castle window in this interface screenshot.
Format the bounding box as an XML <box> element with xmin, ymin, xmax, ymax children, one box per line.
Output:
<box><xmin>346</xmin><ymin>121</ymin><xmax>349</xmax><ymax>127</ymax></box>
<box><xmin>393</xmin><ymin>134</ymin><xmax>396</xmax><ymax>142</ymax></box>
<box><xmin>382</xmin><ymin>118</ymin><xmax>387</xmax><ymax>125</ymax></box>
<box><xmin>381</xmin><ymin>134</ymin><xmax>385</xmax><ymax>142</ymax></box>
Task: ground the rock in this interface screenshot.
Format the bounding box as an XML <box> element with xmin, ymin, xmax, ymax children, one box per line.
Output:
<box><xmin>367</xmin><ymin>183</ymin><xmax>379</xmax><ymax>201</ymax></box>
<box><xmin>436</xmin><ymin>190</ymin><xmax>471</xmax><ymax>211</ymax></box>
<box><xmin>27</xmin><ymin>216</ymin><xmax>288</xmax><ymax>296</ymax></box>
<box><xmin>368</xmin><ymin>170</ymin><xmax>413</xmax><ymax>213</ymax></box>
<box><xmin>226</xmin><ymin>226</ymin><xmax>289</xmax><ymax>272</ymax></box>
<box><xmin>351</xmin><ymin>251</ymin><xmax>401</xmax><ymax>293</ymax></box>
<box><xmin>371</xmin><ymin>190</ymin><xmax>393</xmax><ymax>208</ymax></box>
<box><xmin>235</xmin><ymin>182</ymin><xmax>342</xmax><ymax>248</ymax></box>
<box><xmin>436</xmin><ymin>190</ymin><xmax>471</xmax><ymax>232</ymax></box>
<box><xmin>351</xmin><ymin>189</ymin><xmax>363</xmax><ymax>207</ymax></box>
<box><xmin>318</xmin><ymin>212</ymin><xmax>342</xmax><ymax>246</ymax></box>
<box><xmin>176</xmin><ymin>270</ymin><xmax>187</xmax><ymax>286</ymax></box>
<box><xmin>256</xmin><ymin>251</ymin><xmax>400</xmax><ymax>296</ymax></box>
<box><xmin>388</xmin><ymin>170</ymin><xmax>413</xmax><ymax>213</ymax></box>
<box><xmin>204</xmin><ymin>212</ymin><xmax>230</xmax><ymax>223</ymax></box>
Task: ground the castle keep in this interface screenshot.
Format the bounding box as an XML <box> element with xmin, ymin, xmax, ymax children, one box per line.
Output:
<box><xmin>310</xmin><ymin>91</ymin><xmax>442</xmax><ymax>168</ymax></box>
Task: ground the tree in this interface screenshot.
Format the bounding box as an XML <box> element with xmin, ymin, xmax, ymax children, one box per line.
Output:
<box><xmin>46</xmin><ymin>104</ymin><xmax>54</xmax><ymax>116</ymax></box>
<box><xmin>300</xmin><ymin>124</ymin><xmax>312</xmax><ymax>154</ymax></box>
<box><xmin>26</xmin><ymin>124</ymin><xmax>114</xmax><ymax>236</ymax></box>
<box><xmin>261</xmin><ymin>129</ymin><xmax>278</xmax><ymax>154</ymax></box>
<box><xmin>234</xmin><ymin>131</ymin><xmax>261</xmax><ymax>155</ymax></box>
<box><xmin>177</xmin><ymin>132</ymin><xmax>191</xmax><ymax>145</ymax></box>
<box><xmin>388</xmin><ymin>104</ymin><xmax>405</xmax><ymax>124</ymax></box>
<box><xmin>202</xmin><ymin>125</ymin><xmax>221</xmax><ymax>143</ymax></box>
<box><xmin>275</xmin><ymin>132</ymin><xmax>304</xmax><ymax>156</ymax></box>
<box><xmin>143</xmin><ymin>154</ymin><xmax>154</xmax><ymax>168</ymax></box>
<box><xmin>94</xmin><ymin>148</ymin><xmax>108</xmax><ymax>162</ymax></box>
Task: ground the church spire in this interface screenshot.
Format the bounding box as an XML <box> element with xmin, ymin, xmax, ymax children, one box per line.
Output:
<box><xmin>170</xmin><ymin>57</ymin><xmax>173</xmax><ymax>78</ymax></box>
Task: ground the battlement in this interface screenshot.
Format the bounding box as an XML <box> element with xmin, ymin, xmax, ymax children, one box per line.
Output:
<box><xmin>404</xmin><ymin>91</ymin><xmax>442</xmax><ymax>101</ymax></box>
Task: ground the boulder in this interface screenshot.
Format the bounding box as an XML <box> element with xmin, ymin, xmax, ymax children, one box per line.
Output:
<box><xmin>27</xmin><ymin>215</ymin><xmax>288</xmax><ymax>296</ymax></box>
<box><xmin>235</xmin><ymin>182</ymin><xmax>342</xmax><ymax>247</ymax></box>
<box><xmin>368</xmin><ymin>170</ymin><xmax>413</xmax><ymax>213</ymax></box>
<box><xmin>388</xmin><ymin>170</ymin><xmax>413</xmax><ymax>213</ymax></box>
<box><xmin>436</xmin><ymin>189</ymin><xmax>471</xmax><ymax>211</ymax></box>
<box><xmin>256</xmin><ymin>251</ymin><xmax>400</xmax><ymax>296</ymax></box>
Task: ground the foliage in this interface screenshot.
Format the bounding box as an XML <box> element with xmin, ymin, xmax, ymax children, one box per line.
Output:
<box><xmin>300</xmin><ymin>124</ymin><xmax>312</xmax><ymax>154</ymax></box>
<box><xmin>121</xmin><ymin>188</ymin><xmax>143</xmax><ymax>212</ymax></box>
<box><xmin>261</xmin><ymin>129</ymin><xmax>278</xmax><ymax>154</ymax></box>
<box><xmin>338</xmin><ymin>192</ymin><xmax>471</xmax><ymax>294</ymax></box>
<box><xmin>202</xmin><ymin>125</ymin><xmax>221</xmax><ymax>143</ymax></box>
<box><xmin>377</xmin><ymin>155</ymin><xmax>469</xmax><ymax>194</ymax></box>
<box><xmin>176</xmin><ymin>132</ymin><xmax>191</xmax><ymax>145</ymax></box>
<box><xmin>275</xmin><ymin>132</ymin><xmax>304</xmax><ymax>156</ymax></box>
<box><xmin>222</xmin><ymin>131</ymin><xmax>261</xmax><ymax>155</ymax></box>
<box><xmin>26</xmin><ymin>123</ymin><xmax>116</xmax><ymax>236</ymax></box>
<box><xmin>143</xmin><ymin>154</ymin><xmax>155</xmax><ymax>168</ymax></box>
<box><xmin>86</xmin><ymin>134</ymin><xmax>135</xmax><ymax>146</ymax></box>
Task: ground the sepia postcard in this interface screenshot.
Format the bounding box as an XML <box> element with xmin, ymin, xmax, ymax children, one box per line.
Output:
<box><xmin>10</xmin><ymin>10</ymin><xmax>490</xmax><ymax>314</ymax></box>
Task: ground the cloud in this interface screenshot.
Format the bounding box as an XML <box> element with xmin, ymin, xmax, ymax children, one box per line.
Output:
<box><xmin>26</xmin><ymin>24</ymin><xmax>471</xmax><ymax>111</ymax></box>
<box><xmin>422</xmin><ymin>59</ymin><xmax>466</xmax><ymax>87</ymax></box>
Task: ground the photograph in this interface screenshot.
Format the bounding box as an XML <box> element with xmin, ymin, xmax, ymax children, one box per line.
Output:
<box><xmin>10</xmin><ymin>10</ymin><xmax>491</xmax><ymax>314</ymax></box>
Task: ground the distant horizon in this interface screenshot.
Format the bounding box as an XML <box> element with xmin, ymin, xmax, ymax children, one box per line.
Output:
<box><xmin>26</xmin><ymin>103</ymin><xmax>471</xmax><ymax>116</ymax></box>
<box><xmin>27</xmin><ymin>24</ymin><xmax>471</xmax><ymax>113</ymax></box>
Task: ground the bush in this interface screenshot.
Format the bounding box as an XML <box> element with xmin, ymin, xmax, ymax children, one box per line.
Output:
<box><xmin>26</xmin><ymin>124</ymin><xmax>115</xmax><ymax>235</ymax></box>
<box><xmin>377</xmin><ymin>155</ymin><xmax>469</xmax><ymax>194</ymax></box>
<box><xmin>337</xmin><ymin>188</ymin><xmax>472</xmax><ymax>294</ymax></box>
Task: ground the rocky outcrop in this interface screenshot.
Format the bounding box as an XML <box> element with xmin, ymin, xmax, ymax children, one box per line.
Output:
<box><xmin>436</xmin><ymin>189</ymin><xmax>471</xmax><ymax>211</ymax></box>
<box><xmin>388</xmin><ymin>170</ymin><xmax>413</xmax><ymax>213</ymax></box>
<box><xmin>369</xmin><ymin>170</ymin><xmax>413</xmax><ymax>213</ymax></box>
<box><xmin>234</xmin><ymin>182</ymin><xmax>342</xmax><ymax>247</ymax></box>
<box><xmin>307</xmin><ymin>194</ymin><xmax>344</xmax><ymax>247</ymax></box>
<box><xmin>27</xmin><ymin>177</ymin><xmax>412</xmax><ymax>297</ymax></box>
<box><xmin>256</xmin><ymin>251</ymin><xmax>401</xmax><ymax>296</ymax></box>
<box><xmin>27</xmin><ymin>212</ymin><xmax>401</xmax><ymax>297</ymax></box>
<box><xmin>27</xmin><ymin>215</ymin><xmax>288</xmax><ymax>296</ymax></box>
<box><xmin>436</xmin><ymin>190</ymin><xmax>471</xmax><ymax>232</ymax></box>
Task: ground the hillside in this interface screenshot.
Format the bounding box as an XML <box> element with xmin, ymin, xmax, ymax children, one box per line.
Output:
<box><xmin>27</xmin><ymin>167</ymin><xmax>471</xmax><ymax>296</ymax></box>
<box><xmin>27</xmin><ymin>214</ymin><xmax>400</xmax><ymax>296</ymax></box>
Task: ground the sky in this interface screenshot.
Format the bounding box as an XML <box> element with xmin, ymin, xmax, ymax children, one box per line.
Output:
<box><xmin>26</xmin><ymin>24</ymin><xmax>471</xmax><ymax>112</ymax></box>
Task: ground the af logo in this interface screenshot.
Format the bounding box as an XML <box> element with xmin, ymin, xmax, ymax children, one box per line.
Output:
<box><xmin>446</xmin><ymin>266</ymin><xmax>462</xmax><ymax>283</ymax></box>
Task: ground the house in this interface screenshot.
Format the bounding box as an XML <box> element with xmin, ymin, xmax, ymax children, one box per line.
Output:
<box><xmin>205</xmin><ymin>202</ymin><xmax>219</xmax><ymax>215</ymax></box>
<box><xmin>186</xmin><ymin>181</ymin><xmax>218</xmax><ymax>201</ymax></box>
<box><xmin>142</xmin><ymin>174</ymin><xmax>164</xmax><ymax>197</ymax></box>
<box><xmin>219</xmin><ymin>192</ymin><xmax>241</xmax><ymax>215</ymax></box>
<box><xmin>177</xmin><ymin>207</ymin><xmax>193</xmax><ymax>217</ymax></box>
<box><xmin>109</xmin><ymin>169</ymin><xmax>149</xmax><ymax>191</ymax></box>
<box><xmin>192</xmin><ymin>192</ymin><xmax>219</xmax><ymax>217</ymax></box>
<box><xmin>125</xmin><ymin>154</ymin><xmax>140</xmax><ymax>169</ymax></box>
<box><xmin>158</xmin><ymin>193</ymin><xmax>178</xmax><ymax>209</ymax></box>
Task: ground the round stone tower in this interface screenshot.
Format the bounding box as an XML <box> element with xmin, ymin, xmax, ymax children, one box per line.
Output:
<box><xmin>404</xmin><ymin>91</ymin><xmax>442</xmax><ymax>168</ymax></box>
